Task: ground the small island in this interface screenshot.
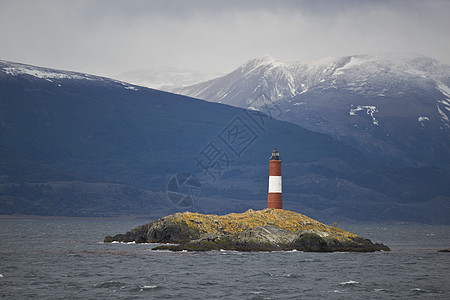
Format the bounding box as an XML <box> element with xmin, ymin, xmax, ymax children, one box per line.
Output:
<box><xmin>104</xmin><ymin>209</ymin><xmax>390</xmax><ymax>252</ymax></box>
<box><xmin>106</xmin><ymin>150</ymin><xmax>389</xmax><ymax>252</ymax></box>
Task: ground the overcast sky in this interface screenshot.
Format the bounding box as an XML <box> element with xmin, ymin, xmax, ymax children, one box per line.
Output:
<box><xmin>1</xmin><ymin>0</ymin><xmax>450</xmax><ymax>77</ymax></box>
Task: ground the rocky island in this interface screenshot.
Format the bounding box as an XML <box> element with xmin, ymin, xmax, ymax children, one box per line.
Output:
<box><xmin>104</xmin><ymin>209</ymin><xmax>390</xmax><ymax>252</ymax></box>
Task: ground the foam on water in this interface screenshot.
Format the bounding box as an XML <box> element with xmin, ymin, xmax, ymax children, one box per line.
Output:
<box><xmin>219</xmin><ymin>249</ymin><xmax>243</xmax><ymax>255</ymax></box>
<box><xmin>140</xmin><ymin>285</ymin><xmax>158</xmax><ymax>291</ymax></box>
<box><xmin>340</xmin><ymin>280</ymin><xmax>360</xmax><ymax>285</ymax></box>
<box><xmin>109</xmin><ymin>241</ymin><xmax>136</xmax><ymax>244</ymax></box>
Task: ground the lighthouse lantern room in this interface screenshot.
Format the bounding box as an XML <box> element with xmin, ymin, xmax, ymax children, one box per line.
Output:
<box><xmin>267</xmin><ymin>148</ymin><xmax>282</xmax><ymax>209</ymax></box>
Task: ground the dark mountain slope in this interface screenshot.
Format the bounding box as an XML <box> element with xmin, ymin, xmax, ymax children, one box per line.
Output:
<box><xmin>0</xmin><ymin>60</ymin><xmax>449</xmax><ymax>223</ymax></box>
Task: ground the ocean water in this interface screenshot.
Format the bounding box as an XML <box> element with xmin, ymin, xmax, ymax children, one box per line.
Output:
<box><xmin>0</xmin><ymin>218</ymin><xmax>449</xmax><ymax>299</ymax></box>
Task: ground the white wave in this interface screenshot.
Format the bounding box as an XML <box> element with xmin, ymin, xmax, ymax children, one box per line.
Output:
<box><xmin>151</xmin><ymin>249</ymin><xmax>172</xmax><ymax>253</ymax></box>
<box><xmin>276</xmin><ymin>249</ymin><xmax>302</xmax><ymax>253</ymax></box>
<box><xmin>250</xmin><ymin>291</ymin><xmax>262</xmax><ymax>295</ymax></box>
<box><xmin>340</xmin><ymin>280</ymin><xmax>360</xmax><ymax>285</ymax></box>
<box><xmin>0</xmin><ymin>274</ymin><xmax>3</xmax><ymax>278</ymax></box>
<box><xmin>109</xmin><ymin>241</ymin><xmax>136</xmax><ymax>244</ymax></box>
<box><xmin>140</xmin><ymin>285</ymin><xmax>157</xmax><ymax>289</ymax></box>
<box><xmin>219</xmin><ymin>249</ymin><xmax>242</xmax><ymax>255</ymax></box>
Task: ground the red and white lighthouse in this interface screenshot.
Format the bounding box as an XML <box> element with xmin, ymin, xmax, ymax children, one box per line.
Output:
<box><xmin>268</xmin><ymin>148</ymin><xmax>282</xmax><ymax>209</ymax></box>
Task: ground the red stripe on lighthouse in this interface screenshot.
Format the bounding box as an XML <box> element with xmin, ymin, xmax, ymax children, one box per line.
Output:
<box><xmin>268</xmin><ymin>159</ymin><xmax>282</xmax><ymax>209</ymax></box>
<box><xmin>269</xmin><ymin>160</ymin><xmax>281</xmax><ymax>176</ymax></box>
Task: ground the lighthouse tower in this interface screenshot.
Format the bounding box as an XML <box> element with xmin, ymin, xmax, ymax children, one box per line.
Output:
<box><xmin>268</xmin><ymin>148</ymin><xmax>282</xmax><ymax>209</ymax></box>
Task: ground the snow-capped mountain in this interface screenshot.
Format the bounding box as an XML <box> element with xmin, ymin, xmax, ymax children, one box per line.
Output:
<box><xmin>0</xmin><ymin>60</ymin><xmax>141</xmax><ymax>90</ymax></box>
<box><xmin>114</xmin><ymin>68</ymin><xmax>222</xmax><ymax>91</ymax></box>
<box><xmin>176</xmin><ymin>53</ymin><xmax>450</xmax><ymax>170</ymax></box>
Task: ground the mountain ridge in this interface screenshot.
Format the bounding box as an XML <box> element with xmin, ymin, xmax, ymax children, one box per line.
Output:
<box><xmin>1</xmin><ymin>59</ymin><xmax>449</xmax><ymax>223</ymax></box>
<box><xmin>175</xmin><ymin>53</ymin><xmax>450</xmax><ymax>170</ymax></box>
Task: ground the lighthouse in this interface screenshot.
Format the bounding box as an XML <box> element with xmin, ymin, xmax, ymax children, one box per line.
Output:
<box><xmin>268</xmin><ymin>148</ymin><xmax>282</xmax><ymax>209</ymax></box>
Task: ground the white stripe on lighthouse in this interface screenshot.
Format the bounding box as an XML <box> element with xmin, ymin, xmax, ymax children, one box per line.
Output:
<box><xmin>268</xmin><ymin>176</ymin><xmax>282</xmax><ymax>193</ymax></box>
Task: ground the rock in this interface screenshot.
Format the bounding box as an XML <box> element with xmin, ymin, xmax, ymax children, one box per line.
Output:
<box><xmin>233</xmin><ymin>225</ymin><xmax>298</xmax><ymax>246</ymax></box>
<box><xmin>104</xmin><ymin>209</ymin><xmax>390</xmax><ymax>252</ymax></box>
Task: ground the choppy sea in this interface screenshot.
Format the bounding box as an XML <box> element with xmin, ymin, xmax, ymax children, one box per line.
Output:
<box><xmin>0</xmin><ymin>218</ymin><xmax>449</xmax><ymax>299</ymax></box>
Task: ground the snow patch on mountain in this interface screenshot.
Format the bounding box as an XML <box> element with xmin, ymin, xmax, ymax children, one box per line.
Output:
<box><xmin>418</xmin><ymin>116</ymin><xmax>430</xmax><ymax>127</ymax></box>
<box><xmin>438</xmin><ymin>99</ymin><xmax>450</xmax><ymax>112</ymax></box>
<box><xmin>2</xmin><ymin>66</ymin><xmax>90</xmax><ymax>80</ymax></box>
<box><xmin>334</xmin><ymin>56</ymin><xmax>366</xmax><ymax>75</ymax></box>
<box><xmin>124</xmin><ymin>85</ymin><xmax>138</xmax><ymax>91</ymax></box>
<box><xmin>437</xmin><ymin>105</ymin><xmax>449</xmax><ymax>122</ymax></box>
<box><xmin>349</xmin><ymin>105</ymin><xmax>379</xmax><ymax>125</ymax></box>
<box><xmin>418</xmin><ymin>116</ymin><xmax>430</xmax><ymax>122</ymax></box>
<box><xmin>117</xmin><ymin>81</ymin><xmax>139</xmax><ymax>91</ymax></box>
<box><xmin>437</xmin><ymin>83</ymin><xmax>450</xmax><ymax>98</ymax></box>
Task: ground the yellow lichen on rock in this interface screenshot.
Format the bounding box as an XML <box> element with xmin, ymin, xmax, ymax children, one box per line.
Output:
<box><xmin>105</xmin><ymin>209</ymin><xmax>390</xmax><ymax>251</ymax></box>
<box><xmin>169</xmin><ymin>209</ymin><xmax>357</xmax><ymax>241</ymax></box>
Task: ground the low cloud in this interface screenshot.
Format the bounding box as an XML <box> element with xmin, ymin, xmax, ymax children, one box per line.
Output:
<box><xmin>1</xmin><ymin>0</ymin><xmax>449</xmax><ymax>76</ymax></box>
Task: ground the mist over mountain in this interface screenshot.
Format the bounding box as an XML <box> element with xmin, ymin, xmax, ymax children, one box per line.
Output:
<box><xmin>1</xmin><ymin>60</ymin><xmax>449</xmax><ymax>223</ymax></box>
<box><xmin>115</xmin><ymin>68</ymin><xmax>222</xmax><ymax>91</ymax></box>
<box><xmin>176</xmin><ymin>53</ymin><xmax>450</xmax><ymax>171</ymax></box>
